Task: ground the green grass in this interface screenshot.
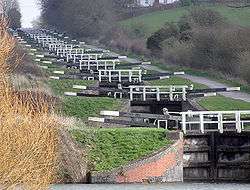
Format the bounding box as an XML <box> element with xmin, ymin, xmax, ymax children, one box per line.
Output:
<box><xmin>47</xmin><ymin>79</ymin><xmax>94</xmax><ymax>95</ymax></box>
<box><xmin>62</xmin><ymin>96</ymin><xmax>122</xmax><ymax>118</ymax></box>
<box><xmin>120</xmin><ymin>7</ymin><xmax>187</xmax><ymax>37</ymax></box>
<box><xmin>48</xmin><ymin>79</ymin><xmax>122</xmax><ymax>118</ymax></box>
<box><xmin>147</xmin><ymin>76</ymin><xmax>207</xmax><ymax>89</ymax></box>
<box><xmin>71</xmin><ymin>128</ymin><xmax>171</xmax><ymax>172</ymax></box>
<box><xmin>120</xmin><ymin>5</ymin><xmax>250</xmax><ymax>37</ymax></box>
<box><xmin>198</xmin><ymin>96</ymin><xmax>250</xmax><ymax>111</ymax></box>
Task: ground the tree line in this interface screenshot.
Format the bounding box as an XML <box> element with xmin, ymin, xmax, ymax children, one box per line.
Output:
<box><xmin>39</xmin><ymin>0</ymin><xmax>134</xmax><ymax>38</ymax></box>
<box><xmin>0</xmin><ymin>0</ymin><xmax>21</xmax><ymax>29</ymax></box>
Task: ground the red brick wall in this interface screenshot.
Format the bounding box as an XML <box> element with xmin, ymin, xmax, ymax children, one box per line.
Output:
<box><xmin>116</xmin><ymin>140</ymin><xmax>183</xmax><ymax>183</ymax></box>
<box><xmin>91</xmin><ymin>135</ymin><xmax>183</xmax><ymax>184</ymax></box>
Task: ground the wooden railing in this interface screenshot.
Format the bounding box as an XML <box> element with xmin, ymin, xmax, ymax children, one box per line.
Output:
<box><xmin>129</xmin><ymin>85</ymin><xmax>189</xmax><ymax>101</ymax></box>
<box><xmin>98</xmin><ymin>69</ymin><xmax>142</xmax><ymax>83</ymax></box>
<box><xmin>79</xmin><ymin>59</ymin><xmax>118</xmax><ymax>71</ymax></box>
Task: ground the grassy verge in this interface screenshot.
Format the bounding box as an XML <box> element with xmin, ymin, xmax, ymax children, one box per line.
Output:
<box><xmin>198</xmin><ymin>96</ymin><xmax>250</xmax><ymax>111</ymax></box>
<box><xmin>71</xmin><ymin>128</ymin><xmax>171</xmax><ymax>172</ymax></box>
<box><xmin>47</xmin><ymin>79</ymin><xmax>122</xmax><ymax>119</ymax></box>
<box><xmin>47</xmin><ymin>79</ymin><xmax>94</xmax><ymax>95</ymax></box>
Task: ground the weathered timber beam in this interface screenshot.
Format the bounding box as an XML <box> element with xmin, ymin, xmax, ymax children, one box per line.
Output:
<box><xmin>188</xmin><ymin>87</ymin><xmax>240</xmax><ymax>94</ymax></box>
<box><xmin>100</xmin><ymin>111</ymin><xmax>181</xmax><ymax>121</ymax></box>
<box><xmin>88</xmin><ymin>117</ymin><xmax>158</xmax><ymax>128</ymax></box>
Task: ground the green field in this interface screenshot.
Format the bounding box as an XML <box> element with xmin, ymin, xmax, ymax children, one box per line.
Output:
<box><xmin>48</xmin><ymin>79</ymin><xmax>122</xmax><ymax>119</ymax></box>
<box><xmin>198</xmin><ymin>96</ymin><xmax>250</xmax><ymax>111</ymax></box>
<box><xmin>120</xmin><ymin>5</ymin><xmax>250</xmax><ymax>37</ymax></box>
<box><xmin>71</xmin><ymin>128</ymin><xmax>171</xmax><ymax>172</ymax></box>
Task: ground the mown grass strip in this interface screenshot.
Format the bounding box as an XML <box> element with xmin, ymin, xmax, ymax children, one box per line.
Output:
<box><xmin>198</xmin><ymin>96</ymin><xmax>250</xmax><ymax>111</ymax></box>
<box><xmin>47</xmin><ymin>79</ymin><xmax>122</xmax><ymax>119</ymax></box>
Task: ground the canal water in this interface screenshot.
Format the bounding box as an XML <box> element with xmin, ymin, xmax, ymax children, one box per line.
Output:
<box><xmin>52</xmin><ymin>183</ymin><xmax>250</xmax><ymax>190</ymax></box>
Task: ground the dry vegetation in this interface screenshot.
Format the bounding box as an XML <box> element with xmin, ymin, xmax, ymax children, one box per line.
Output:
<box><xmin>0</xmin><ymin>19</ymin><xmax>59</xmax><ymax>189</ymax></box>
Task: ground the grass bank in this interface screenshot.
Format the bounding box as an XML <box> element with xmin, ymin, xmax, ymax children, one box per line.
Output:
<box><xmin>120</xmin><ymin>5</ymin><xmax>250</xmax><ymax>37</ymax></box>
<box><xmin>71</xmin><ymin>128</ymin><xmax>171</xmax><ymax>172</ymax></box>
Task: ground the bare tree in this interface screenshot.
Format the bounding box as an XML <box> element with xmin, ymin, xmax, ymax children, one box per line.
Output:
<box><xmin>39</xmin><ymin>0</ymin><xmax>115</xmax><ymax>38</ymax></box>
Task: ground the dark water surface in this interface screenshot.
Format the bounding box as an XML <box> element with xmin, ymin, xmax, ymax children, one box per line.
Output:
<box><xmin>52</xmin><ymin>183</ymin><xmax>250</xmax><ymax>190</ymax></box>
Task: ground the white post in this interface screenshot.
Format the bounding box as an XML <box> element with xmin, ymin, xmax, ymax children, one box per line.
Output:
<box><xmin>169</xmin><ymin>86</ymin><xmax>173</xmax><ymax>101</ymax></box>
<box><xmin>105</xmin><ymin>61</ymin><xmax>107</xmax><ymax>70</ymax></box>
<box><xmin>182</xmin><ymin>113</ymin><xmax>187</xmax><ymax>134</ymax></box>
<box><xmin>109</xmin><ymin>70</ymin><xmax>112</xmax><ymax>82</ymax></box>
<box><xmin>218</xmin><ymin>113</ymin><xmax>223</xmax><ymax>133</ymax></box>
<box><xmin>130</xmin><ymin>87</ymin><xmax>133</xmax><ymax>101</ymax></box>
<box><xmin>143</xmin><ymin>87</ymin><xmax>146</xmax><ymax>101</ymax></box>
<box><xmin>157</xmin><ymin>120</ymin><xmax>160</xmax><ymax>129</ymax></box>
<box><xmin>67</xmin><ymin>54</ymin><xmax>70</xmax><ymax>62</ymax></box>
<box><xmin>183</xmin><ymin>87</ymin><xmax>187</xmax><ymax>101</ymax></box>
<box><xmin>118</xmin><ymin>71</ymin><xmax>122</xmax><ymax>82</ymax></box>
<box><xmin>129</xmin><ymin>71</ymin><xmax>132</xmax><ymax>82</ymax></box>
<box><xmin>139</xmin><ymin>70</ymin><xmax>142</xmax><ymax>82</ymax></box>
<box><xmin>200</xmin><ymin>114</ymin><xmax>204</xmax><ymax>134</ymax></box>
<box><xmin>99</xmin><ymin>70</ymin><xmax>102</xmax><ymax>82</ymax></box>
<box><xmin>156</xmin><ymin>87</ymin><xmax>160</xmax><ymax>101</ymax></box>
<box><xmin>165</xmin><ymin>120</ymin><xmax>168</xmax><ymax>129</ymax></box>
<box><xmin>97</xmin><ymin>61</ymin><xmax>99</xmax><ymax>71</ymax></box>
<box><xmin>236</xmin><ymin>112</ymin><xmax>241</xmax><ymax>133</ymax></box>
<box><xmin>80</xmin><ymin>61</ymin><xmax>82</xmax><ymax>70</ymax></box>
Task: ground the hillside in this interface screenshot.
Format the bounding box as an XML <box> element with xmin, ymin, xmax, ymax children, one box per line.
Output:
<box><xmin>120</xmin><ymin>5</ymin><xmax>250</xmax><ymax>37</ymax></box>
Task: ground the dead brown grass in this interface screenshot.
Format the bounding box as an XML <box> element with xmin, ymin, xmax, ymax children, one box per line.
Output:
<box><xmin>0</xmin><ymin>18</ymin><xmax>59</xmax><ymax>190</ymax></box>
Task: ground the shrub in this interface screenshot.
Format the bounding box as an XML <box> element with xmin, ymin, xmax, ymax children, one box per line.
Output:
<box><xmin>188</xmin><ymin>7</ymin><xmax>225</xmax><ymax>28</ymax></box>
<box><xmin>146</xmin><ymin>22</ymin><xmax>179</xmax><ymax>54</ymax></box>
<box><xmin>239</xmin><ymin>52</ymin><xmax>250</xmax><ymax>84</ymax></box>
<box><xmin>163</xmin><ymin>40</ymin><xmax>193</xmax><ymax>66</ymax></box>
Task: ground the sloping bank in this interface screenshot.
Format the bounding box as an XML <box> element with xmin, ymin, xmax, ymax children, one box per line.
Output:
<box><xmin>71</xmin><ymin>129</ymin><xmax>183</xmax><ymax>183</ymax></box>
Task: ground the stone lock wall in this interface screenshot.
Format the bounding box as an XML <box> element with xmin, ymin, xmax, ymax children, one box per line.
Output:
<box><xmin>91</xmin><ymin>134</ymin><xmax>183</xmax><ymax>184</ymax></box>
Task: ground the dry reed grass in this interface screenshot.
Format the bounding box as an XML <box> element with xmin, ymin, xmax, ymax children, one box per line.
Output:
<box><xmin>0</xmin><ymin>18</ymin><xmax>59</xmax><ymax>190</ymax></box>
